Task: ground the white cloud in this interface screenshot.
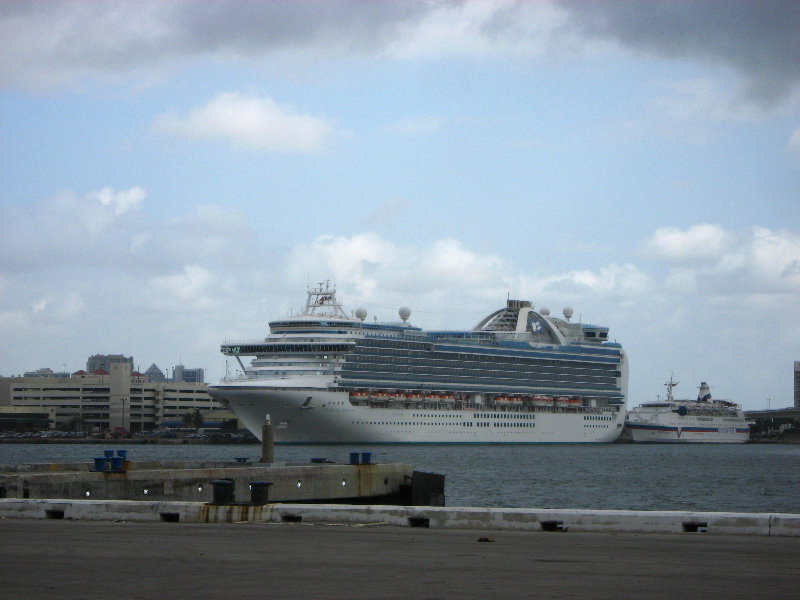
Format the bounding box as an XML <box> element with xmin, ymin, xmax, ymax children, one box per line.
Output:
<box><xmin>643</xmin><ymin>224</ymin><xmax>734</xmax><ymax>264</ymax></box>
<box><xmin>520</xmin><ymin>263</ymin><xmax>652</xmax><ymax>304</ymax></box>
<box><xmin>32</xmin><ymin>299</ymin><xmax>48</xmax><ymax>314</ymax></box>
<box><xmin>4</xmin><ymin>0</ymin><xmax>799</xmax><ymax>112</ymax></box>
<box><xmin>386</xmin><ymin>0</ymin><xmax>574</xmax><ymax>59</ymax></box>
<box><xmin>0</xmin><ymin>1</ymin><xmax>581</xmax><ymax>90</ymax></box>
<box><xmin>285</xmin><ymin>233</ymin><xmax>400</xmax><ymax>298</ymax></box>
<box><xmin>29</xmin><ymin>292</ymin><xmax>83</xmax><ymax>321</ymax></box>
<box><xmin>88</xmin><ymin>186</ymin><xmax>146</xmax><ymax>215</ymax></box>
<box><xmin>0</xmin><ymin>188</ymin><xmax>147</xmax><ymax>270</ymax></box>
<box><xmin>789</xmin><ymin>126</ymin><xmax>800</xmax><ymax>156</ymax></box>
<box><xmin>286</xmin><ymin>233</ymin><xmax>508</xmax><ymax>297</ymax></box>
<box><xmin>653</xmin><ymin>78</ymin><xmax>761</xmax><ymax>123</ymax></box>
<box><xmin>426</xmin><ymin>239</ymin><xmax>505</xmax><ymax>285</ymax></box>
<box><xmin>56</xmin><ymin>291</ymin><xmax>85</xmax><ymax>320</ymax></box>
<box><xmin>749</xmin><ymin>227</ymin><xmax>800</xmax><ymax>290</ymax></box>
<box><xmin>644</xmin><ymin>225</ymin><xmax>800</xmax><ymax>295</ymax></box>
<box><xmin>146</xmin><ymin>265</ymin><xmax>217</xmax><ymax>311</ymax></box>
<box><xmin>153</xmin><ymin>92</ymin><xmax>335</xmax><ymax>151</ymax></box>
<box><xmin>620</xmin><ymin>78</ymin><xmax>771</xmax><ymax>144</ymax></box>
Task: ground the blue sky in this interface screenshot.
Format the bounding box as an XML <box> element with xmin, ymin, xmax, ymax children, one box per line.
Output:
<box><xmin>1</xmin><ymin>1</ymin><xmax>799</xmax><ymax>409</ymax></box>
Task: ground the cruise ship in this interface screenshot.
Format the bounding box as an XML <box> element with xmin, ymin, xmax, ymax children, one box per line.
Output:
<box><xmin>626</xmin><ymin>378</ymin><xmax>749</xmax><ymax>443</ymax></box>
<box><xmin>209</xmin><ymin>282</ymin><xmax>628</xmax><ymax>444</ymax></box>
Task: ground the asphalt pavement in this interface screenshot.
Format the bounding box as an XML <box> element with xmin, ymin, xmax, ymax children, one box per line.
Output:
<box><xmin>1</xmin><ymin>519</ymin><xmax>798</xmax><ymax>599</ymax></box>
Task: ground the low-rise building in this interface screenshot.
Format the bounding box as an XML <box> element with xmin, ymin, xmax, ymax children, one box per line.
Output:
<box><xmin>0</xmin><ymin>405</ymin><xmax>57</xmax><ymax>432</ymax></box>
<box><xmin>4</xmin><ymin>363</ymin><xmax>227</xmax><ymax>434</ymax></box>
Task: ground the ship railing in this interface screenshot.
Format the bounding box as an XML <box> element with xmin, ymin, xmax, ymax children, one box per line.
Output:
<box><xmin>342</xmin><ymin>395</ymin><xmax>614</xmax><ymax>416</ymax></box>
<box><xmin>218</xmin><ymin>374</ymin><xmax>255</xmax><ymax>383</ymax></box>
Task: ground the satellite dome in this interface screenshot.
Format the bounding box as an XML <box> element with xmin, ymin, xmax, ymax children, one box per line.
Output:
<box><xmin>355</xmin><ymin>307</ymin><xmax>367</xmax><ymax>321</ymax></box>
<box><xmin>563</xmin><ymin>306</ymin><xmax>574</xmax><ymax>320</ymax></box>
<box><xmin>399</xmin><ymin>306</ymin><xmax>411</xmax><ymax>322</ymax></box>
<box><xmin>540</xmin><ymin>307</ymin><xmax>550</xmax><ymax>316</ymax></box>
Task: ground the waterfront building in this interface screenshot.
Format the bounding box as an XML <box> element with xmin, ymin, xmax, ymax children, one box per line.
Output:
<box><xmin>86</xmin><ymin>354</ymin><xmax>133</xmax><ymax>373</ymax></box>
<box><xmin>145</xmin><ymin>363</ymin><xmax>167</xmax><ymax>382</ymax></box>
<box><xmin>0</xmin><ymin>405</ymin><xmax>57</xmax><ymax>431</ymax></box>
<box><xmin>22</xmin><ymin>368</ymin><xmax>71</xmax><ymax>379</ymax></box>
<box><xmin>4</xmin><ymin>362</ymin><xmax>225</xmax><ymax>434</ymax></box>
<box><xmin>172</xmin><ymin>365</ymin><xmax>204</xmax><ymax>383</ymax></box>
<box><xmin>795</xmin><ymin>361</ymin><xmax>800</xmax><ymax>409</ymax></box>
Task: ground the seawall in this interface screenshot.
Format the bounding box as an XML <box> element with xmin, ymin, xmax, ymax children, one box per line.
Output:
<box><xmin>1</xmin><ymin>499</ymin><xmax>798</xmax><ymax>536</ymax></box>
<box><xmin>0</xmin><ymin>460</ymin><xmax>424</xmax><ymax>504</ymax></box>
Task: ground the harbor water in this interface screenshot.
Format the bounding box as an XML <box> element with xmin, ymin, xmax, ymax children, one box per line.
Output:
<box><xmin>1</xmin><ymin>443</ymin><xmax>798</xmax><ymax>513</ymax></box>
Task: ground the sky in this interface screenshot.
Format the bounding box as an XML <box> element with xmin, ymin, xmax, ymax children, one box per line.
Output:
<box><xmin>1</xmin><ymin>1</ymin><xmax>799</xmax><ymax>410</ymax></box>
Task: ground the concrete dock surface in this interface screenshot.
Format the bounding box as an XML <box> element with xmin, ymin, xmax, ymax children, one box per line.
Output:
<box><xmin>1</xmin><ymin>519</ymin><xmax>798</xmax><ymax>599</ymax></box>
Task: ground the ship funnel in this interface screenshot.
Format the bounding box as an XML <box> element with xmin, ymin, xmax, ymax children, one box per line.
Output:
<box><xmin>697</xmin><ymin>382</ymin><xmax>712</xmax><ymax>402</ymax></box>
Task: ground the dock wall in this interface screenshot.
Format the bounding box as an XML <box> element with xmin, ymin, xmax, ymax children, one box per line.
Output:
<box><xmin>1</xmin><ymin>499</ymin><xmax>798</xmax><ymax>536</ymax></box>
<box><xmin>0</xmin><ymin>461</ymin><xmax>415</xmax><ymax>504</ymax></box>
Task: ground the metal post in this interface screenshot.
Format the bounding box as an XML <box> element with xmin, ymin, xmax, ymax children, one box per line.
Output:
<box><xmin>261</xmin><ymin>414</ymin><xmax>274</xmax><ymax>463</ymax></box>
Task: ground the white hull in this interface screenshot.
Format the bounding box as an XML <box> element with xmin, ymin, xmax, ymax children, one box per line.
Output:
<box><xmin>213</xmin><ymin>381</ymin><xmax>625</xmax><ymax>444</ymax></box>
<box><xmin>626</xmin><ymin>416</ymin><xmax>750</xmax><ymax>443</ymax></box>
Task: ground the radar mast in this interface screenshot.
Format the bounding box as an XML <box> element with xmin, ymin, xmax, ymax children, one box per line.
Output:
<box><xmin>303</xmin><ymin>280</ymin><xmax>348</xmax><ymax>318</ymax></box>
<box><xmin>664</xmin><ymin>375</ymin><xmax>679</xmax><ymax>402</ymax></box>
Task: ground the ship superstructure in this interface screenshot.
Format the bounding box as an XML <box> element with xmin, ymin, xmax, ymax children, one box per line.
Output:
<box><xmin>626</xmin><ymin>378</ymin><xmax>749</xmax><ymax>443</ymax></box>
<box><xmin>209</xmin><ymin>282</ymin><xmax>628</xmax><ymax>443</ymax></box>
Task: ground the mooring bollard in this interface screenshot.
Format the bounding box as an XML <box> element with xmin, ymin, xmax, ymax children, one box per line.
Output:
<box><xmin>250</xmin><ymin>481</ymin><xmax>273</xmax><ymax>505</ymax></box>
<box><xmin>210</xmin><ymin>479</ymin><xmax>234</xmax><ymax>504</ymax></box>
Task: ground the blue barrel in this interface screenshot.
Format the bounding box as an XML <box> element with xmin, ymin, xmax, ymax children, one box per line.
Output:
<box><xmin>110</xmin><ymin>456</ymin><xmax>124</xmax><ymax>471</ymax></box>
<box><xmin>116</xmin><ymin>450</ymin><xmax>128</xmax><ymax>460</ymax></box>
<box><xmin>103</xmin><ymin>449</ymin><xmax>114</xmax><ymax>458</ymax></box>
<box><xmin>93</xmin><ymin>457</ymin><xmax>107</xmax><ymax>472</ymax></box>
<box><xmin>349</xmin><ymin>452</ymin><xmax>360</xmax><ymax>465</ymax></box>
<box><xmin>361</xmin><ymin>452</ymin><xmax>372</xmax><ymax>465</ymax></box>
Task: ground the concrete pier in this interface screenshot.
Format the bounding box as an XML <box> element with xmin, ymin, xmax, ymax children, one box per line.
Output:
<box><xmin>0</xmin><ymin>460</ymin><xmax>422</xmax><ymax>504</ymax></box>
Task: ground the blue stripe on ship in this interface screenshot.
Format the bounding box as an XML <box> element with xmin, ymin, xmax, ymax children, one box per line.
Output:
<box><xmin>625</xmin><ymin>423</ymin><xmax>678</xmax><ymax>432</ymax></box>
<box><xmin>679</xmin><ymin>427</ymin><xmax>719</xmax><ymax>433</ymax></box>
<box><xmin>627</xmin><ymin>423</ymin><xmax>738</xmax><ymax>434</ymax></box>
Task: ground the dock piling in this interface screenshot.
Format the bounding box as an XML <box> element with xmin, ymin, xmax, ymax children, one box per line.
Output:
<box><xmin>261</xmin><ymin>414</ymin><xmax>274</xmax><ymax>463</ymax></box>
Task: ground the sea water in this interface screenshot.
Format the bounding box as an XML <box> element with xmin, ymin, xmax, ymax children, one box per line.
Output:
<box><xmin>1</xmin><ymin>443</ymin><xmax>798</xmax><ymax>513</ymax></box>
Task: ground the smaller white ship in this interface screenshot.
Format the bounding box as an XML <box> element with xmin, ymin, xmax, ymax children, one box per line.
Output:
<box><xmin>626</xmin><ymin>377</ymin><xmax>749</xmax><ymax>443</ymax></box>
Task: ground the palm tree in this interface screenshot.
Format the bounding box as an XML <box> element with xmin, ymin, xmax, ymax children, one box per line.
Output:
<box><xmin>182</xmin><ymin>408</ymin><xmax>204</xmax><ymax>430</ymax></box>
